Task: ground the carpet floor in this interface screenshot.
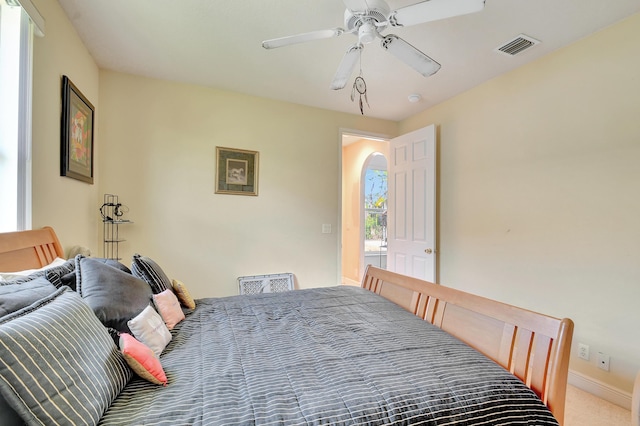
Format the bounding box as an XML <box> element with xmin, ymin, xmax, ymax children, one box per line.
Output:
<box><xmin>565</xmin><ymin>384</ymin><xmax>630</xmax><ymax>426</ymax></box>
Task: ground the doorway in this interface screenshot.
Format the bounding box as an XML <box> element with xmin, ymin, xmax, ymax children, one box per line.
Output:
<box><xmin>340</xmin><ymin>125</ymin><xmax>437</xmax><ymax>285</ymax></box>
<box><xmin>340</xmin><ymin>133</ymin><xmax>389</xmax><ymax>285</ymax></box>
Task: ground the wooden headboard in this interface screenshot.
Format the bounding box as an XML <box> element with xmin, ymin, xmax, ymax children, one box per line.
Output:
<box><xmin>0</xmin><ymin>227</ymin><xmax>65</xmax><ymax>272</ymax></box>
<box><xmin>362</xmin><ymin>265</ymin><xmax>574</xmax><ymax>426</ymax></box>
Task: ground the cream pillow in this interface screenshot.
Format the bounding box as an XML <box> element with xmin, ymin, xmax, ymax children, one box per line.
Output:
<box><xmin>153</xmin><ymin>289</ymin><xmax>185</xmax><ymax>330</ymax></box>
<box><xmin>127</xmin><ymin>305</ymin><xmax>172</xmax><ymax>357</ymax></box>
<box><xmin>172</xmin><ymin>279</ymin><xmax>196</xmax><ymax>310</ymax></box>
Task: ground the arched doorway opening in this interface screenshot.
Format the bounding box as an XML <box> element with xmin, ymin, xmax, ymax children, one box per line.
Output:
<box><xmin>340</xmin><ymin>134</ymin><xmax>389</xmax><ymax>285</ymax></box>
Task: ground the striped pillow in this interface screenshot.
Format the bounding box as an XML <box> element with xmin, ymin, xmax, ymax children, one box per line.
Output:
<box><xmin>0</xmin><ymin>287</ymin><xmax>132</xmax><ymax>425</ymax></box>
<box><xmin>131</xmin><ymin>254</ymin><xmax>172</xmax><ymax>294</ymax></box>
<box><xmin>44</xmin><ymin>258</ymin><xmax>76</xmax><ymax>288</ymax></box>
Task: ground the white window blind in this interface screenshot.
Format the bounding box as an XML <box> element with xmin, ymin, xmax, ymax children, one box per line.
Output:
<box><xmin>0</xmin><ymin>0</ymin><xmax>44</xmax><ymax>232</ymax></box>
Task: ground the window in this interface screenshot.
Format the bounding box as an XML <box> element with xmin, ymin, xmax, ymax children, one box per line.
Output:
<box><xmin>0</xmin><ymin>0</ymin><xmax>44</xmax><ymax>232</ymax></box>
<box><xmin>363</xmin><ymin>153</ymin><xmax>388</xmax><ymax>270</ymax></box>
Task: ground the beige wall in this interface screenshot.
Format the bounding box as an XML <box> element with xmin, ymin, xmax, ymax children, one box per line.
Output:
<box><xmin>97</xmin><ymin>71</ymin><xmax>397</xmax><ymax>298</ymax></box>
<box><xmin>341</xmin><ymin>139</ymin><xmax>389</xmax><ymax>283</ymax></box>
<box><xmin>32</xmin><ymin>0</ymin><xmax>101</xmax><ymax>254</ymax></box>
<box><xmin>400</xmin><ymin>13</ymin><xmax>640</xmax><ymax>392</ymax></box>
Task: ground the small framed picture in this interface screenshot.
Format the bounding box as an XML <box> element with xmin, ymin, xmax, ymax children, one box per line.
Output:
<box><xmin>60</xmin><ymin>75</ymin><xmax>94</xmax><ymax>184</ymax></box>
<box><xmin>215</xmin><ymin>147</ymin><xmax>259</xmax><ymax>196</ymax></box>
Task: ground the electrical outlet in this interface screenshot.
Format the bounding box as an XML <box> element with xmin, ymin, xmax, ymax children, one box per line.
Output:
<box><xmin>597</xmin><ymin>352</ymin><xmax>610</xmax><ymax>371</ymax></box>
<box><xmin>578</xmin><ymin>343</ymin><xmax>590</xmax><ymax>360</ymax></box>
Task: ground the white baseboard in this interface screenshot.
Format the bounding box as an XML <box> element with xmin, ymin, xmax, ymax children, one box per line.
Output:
<box><xmin>568</xmin><ymin>370</ymin><xmax>632</xmax><ymax>410</ymax></box>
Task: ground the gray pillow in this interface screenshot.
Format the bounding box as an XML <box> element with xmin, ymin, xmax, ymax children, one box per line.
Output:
<box><xmin>0</xmin><ymin>276</ymin><xmax>57</xmax><ymax>317</ymax></box>
<box><xmin>98</xmin><ymin>258</ymin><xmax>132</xmax><ymax>274</ymax></box>
<box><xmin>131</xmin><ymin>253</ymin><xmax>172</xmax><ymax>294</ymax></box>
<box><xmin>51</xmin><ymin>256</ymin><xmax>131</xmax><ymax>292</ymax></box>
<box><xmin>0</xmin><ymin>287</ymin><xmax>131</xmax><ymax>425</ymax></box>
<box><xmin>43</xmin><ymin>258</ymin><xmax>75</xmax><ymax>288</ymax></box>
<box><xmin>0</xmin><ymin>393</ymin><xmax>23</xmax><ymax>425</ymax></box>
<box><xmin>76</xmin><ymin>256</ymin><xmax>153</xmax><ymax>333</ymax></box>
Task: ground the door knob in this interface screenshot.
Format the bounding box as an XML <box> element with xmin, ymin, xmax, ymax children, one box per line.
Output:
<box><xmin>424</xmin><ymin>248</ymin><xmax>433</xmax><ymax>254</ymax></box>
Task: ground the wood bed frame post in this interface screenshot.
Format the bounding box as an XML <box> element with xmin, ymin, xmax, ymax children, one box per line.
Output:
<box><xmin>360</xmin><ymin>265</ymin><xmax>574</xmax><ymax>426</ymax></box>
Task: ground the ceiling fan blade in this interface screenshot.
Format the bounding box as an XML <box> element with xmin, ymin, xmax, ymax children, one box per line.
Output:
<box><xmin>330</xmin><ymin>44</ymin><xmax>363</xmax><ymax>90</ymax></box>
<box><xmin>262</xmin><ymin>28</ymin><xmax>344</xmax><ymax>49</ymax></box>
<box><xmin>381</xmin><ymin>35</ymin><xmax>441</xmax><ymax>77</ymax></box>
<box><xmin>390</xmin><ymin>0</ymin><xmax>485</xmax><ymax>27</ymax></box>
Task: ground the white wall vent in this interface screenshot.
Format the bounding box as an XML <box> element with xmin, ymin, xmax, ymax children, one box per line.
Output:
<box><xmin>495</xmin><ymin>34</ymin><xmax>541</xmax><ymax>56</ymax></box>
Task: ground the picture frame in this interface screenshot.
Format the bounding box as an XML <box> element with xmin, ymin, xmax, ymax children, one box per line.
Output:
<box><xmin>60</xmin><ymin>75</ymin><xmax>94</xmax><ymax>184</ymax></box>
<box><xmin>215</xmin><ymin>146</ymin><xmax>259</xmax><ymax>196</ymax></box>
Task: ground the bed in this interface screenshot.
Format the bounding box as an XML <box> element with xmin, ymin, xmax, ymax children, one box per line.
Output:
<box><xmin>0</xmin><ymin>227</ymin><xmax>574</xmax><ymax>425</ymax></box>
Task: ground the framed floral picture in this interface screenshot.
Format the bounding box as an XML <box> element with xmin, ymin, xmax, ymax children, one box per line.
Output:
<box><xmin>215</xmin><ymin>147</ymin><xmax>259</xmax><ymax>196</ymax></box>
<box><xmin>60</xmin><ymin>75</ymin><xmax>94</xmax><ymax>184</ymax></box>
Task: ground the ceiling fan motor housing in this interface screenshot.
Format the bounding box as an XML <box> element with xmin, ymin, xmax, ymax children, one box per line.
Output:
<box><xmin>343</xmin><ymin>0</ymin><xmax>390</xmax><ymax>33</ymax></box>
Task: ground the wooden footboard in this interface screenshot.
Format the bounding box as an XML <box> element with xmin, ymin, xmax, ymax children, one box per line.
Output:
<box><xmin>361</xmin><ymin>265</ymin><xmax>574</xmax><ymax>426</ymax></box>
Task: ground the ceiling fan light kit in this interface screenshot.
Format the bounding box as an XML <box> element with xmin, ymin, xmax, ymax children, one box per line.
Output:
<box><xmin>262</xmin><ymin>0</ymin><xmax>486</xmax><ymax>112</ymax></box>
<box><xmin>358</xmin><ymin>21</ymin><xmax>378</xmax><ymax>44</ymax></box>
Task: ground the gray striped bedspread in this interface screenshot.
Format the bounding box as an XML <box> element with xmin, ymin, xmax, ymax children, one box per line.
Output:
<box><xmin>100</xmin><ymin>286</ymin><xmax>559</xmax><ymax>425</ymax></box>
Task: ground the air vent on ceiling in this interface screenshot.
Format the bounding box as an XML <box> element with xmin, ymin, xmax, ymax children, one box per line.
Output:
<box><xmin>495</xmin><ymin>34</ymin><xmax>541</xmax><ymax>56</ymax></box>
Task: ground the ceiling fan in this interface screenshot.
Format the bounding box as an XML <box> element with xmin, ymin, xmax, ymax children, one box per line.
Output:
<box><xmin>262</xmin><ymin>0</ymin><xmax>486</xmax><ymax>90</ymax></box>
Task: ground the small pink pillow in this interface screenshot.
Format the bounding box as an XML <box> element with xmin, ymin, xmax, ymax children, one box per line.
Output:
<box><xmin>119</xmin><ymin>333</ymin><xmax>167</xmax><ymax>386</ymax></box>
<box><xmin>153</xmin><ymin>289</ymin><xmax>185</xmax><ymax>330</ymax></box>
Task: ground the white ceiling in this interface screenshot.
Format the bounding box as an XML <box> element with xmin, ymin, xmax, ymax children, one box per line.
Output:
<box><xmin>57</xmin><ymin>0</ymin><xmax>640</xmax><ymax>121</ymax></box>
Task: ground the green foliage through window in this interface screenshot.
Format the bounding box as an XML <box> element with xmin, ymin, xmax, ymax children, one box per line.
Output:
<box><xmin>364</xmin><ymin>169</ymin><xmax>387</xmax><ymax>245</ymax></box>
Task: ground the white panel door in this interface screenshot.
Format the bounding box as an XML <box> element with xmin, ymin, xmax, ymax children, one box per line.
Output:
<box><xmin>387</xmin><ymin>125</ymin><xmax>437</xmax><ymax>282</ymax></box>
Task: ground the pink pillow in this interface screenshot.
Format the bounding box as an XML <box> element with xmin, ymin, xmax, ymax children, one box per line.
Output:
<box><xmin>119</xmin><ymin>333</ymin><xmax>167</xmax><ymax>386</ymax></box>
<box><xmin>153</xmin><ymin>289</ymin><xmax>185</xmax><ymax>330</ymax></box>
